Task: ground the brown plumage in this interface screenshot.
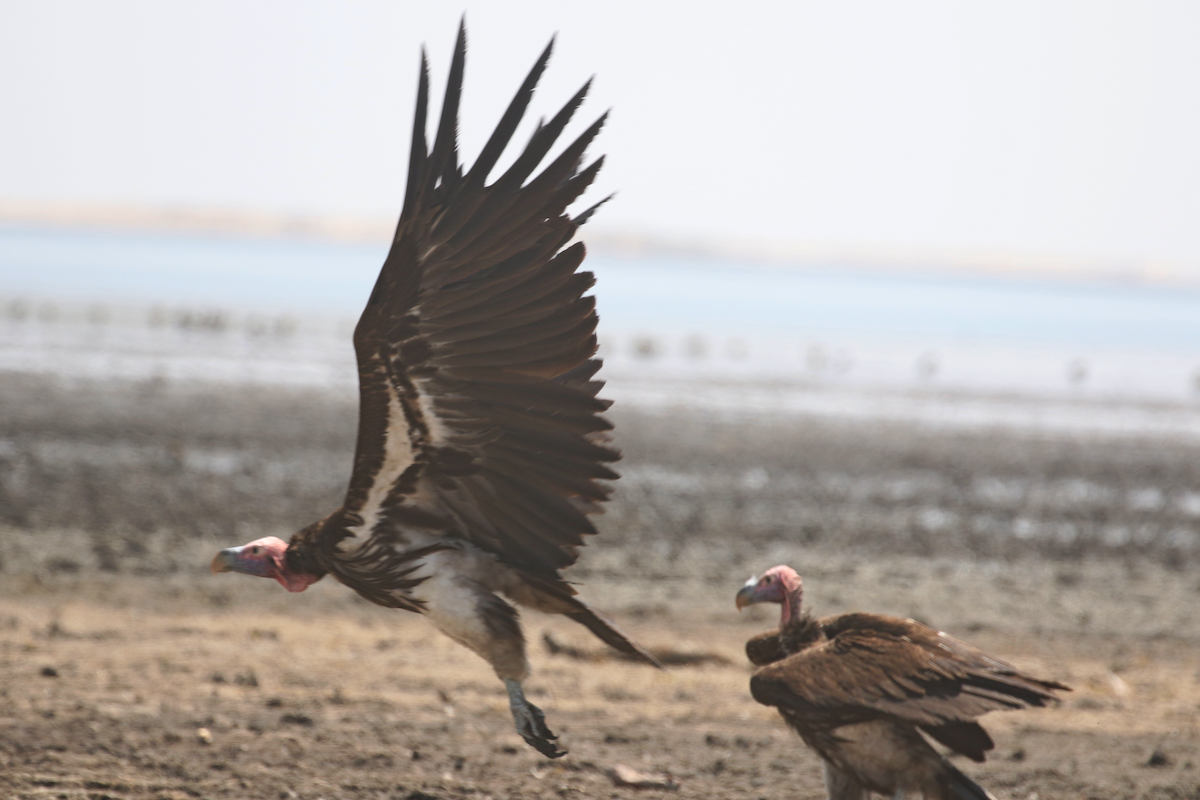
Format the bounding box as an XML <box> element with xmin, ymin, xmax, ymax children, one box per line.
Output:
<box><xmin>737</xmin><ymin>566</ymin><xmax>1068</xmax><ymax>799</ymax></box>
<box><xmin>210</xmin><ymin>22</ymin><xmax>659</xmax><ymax>759</ymax></box>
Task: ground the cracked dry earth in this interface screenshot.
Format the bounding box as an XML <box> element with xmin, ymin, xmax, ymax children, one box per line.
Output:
<box><xmin>1</xmin><ymin>549</ymin><xmax>1199</xmax><ymax>800</ymax></box>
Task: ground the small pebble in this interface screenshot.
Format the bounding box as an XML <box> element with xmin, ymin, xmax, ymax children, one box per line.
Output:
<box><xmin>606</xmin><ymin>764</ymin><xmax>680</xmax><ymax>791</ymax></box>
<box><xmin>196</xmin><ymin>727</ymin><xmax>214</xmax><ymax>745</ymax></box>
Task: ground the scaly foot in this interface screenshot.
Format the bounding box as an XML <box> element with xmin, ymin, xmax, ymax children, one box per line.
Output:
<box><xmin>505</xmin><ymin>678</ymin><xmax>566</xmax><ymax>758</ymax></box>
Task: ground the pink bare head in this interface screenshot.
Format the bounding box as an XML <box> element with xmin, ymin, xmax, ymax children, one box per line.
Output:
<box><xmin>210</xmin><ymin>536</ymin><xmax>317</xmax><ymax>593</ymax></box>
<box><xmin>735</xmin><ymin>565</ymin><xmax>804</xmax><ymax>625</ymax></box>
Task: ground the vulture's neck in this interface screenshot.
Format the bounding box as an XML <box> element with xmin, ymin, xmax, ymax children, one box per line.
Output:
<box><xmin>285</xmin><ymin>517</ymin><xmax>334</xmax><ymax>580</ymax></box>
<box><xmin>777</xmin><ymin>575</ymin><xmax>804</xmax><ymax>627</ymax></box>
<box><xmin>778</xmin><ymin>612</ymin><xmax>825</xmax><ymax>656</ymax></box>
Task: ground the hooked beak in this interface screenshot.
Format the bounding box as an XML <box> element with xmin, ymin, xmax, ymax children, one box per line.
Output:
<box><xmin>735</xmin><ymin>575</ymin><xmax>760</xmax><ymax>611</ymax></box>
<box><xmin>211</xmin><ymin>545</ymin><xmax>278</xmax><ymax>577</ymax></box>
<box><xmin>211</xmin><ymin>547</ymin><xmax>240</xmax><ymax>574</ymax></box>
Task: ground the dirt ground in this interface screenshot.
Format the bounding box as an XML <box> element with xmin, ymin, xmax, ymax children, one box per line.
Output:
<box><xmin>2</xmin><ymin>374</ymin><xmax>1200</xmax><ymax>799</ymax></box>
<box><xmin>1</xmin><ymin>547</ymin><xmax>1198</xmax><ymax>800</ymax></box>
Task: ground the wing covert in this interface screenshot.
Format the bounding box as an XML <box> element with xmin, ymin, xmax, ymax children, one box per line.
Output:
<box><xmin>751</xmin><ymin>620</ymin><xmax>1064</xmax><ymax>730</ymax></box>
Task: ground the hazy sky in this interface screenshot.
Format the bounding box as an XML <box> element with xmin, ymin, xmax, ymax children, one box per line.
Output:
<box><xmin>4</xmin><ymin>2</ymin><xmax>1200</xmax><ymax>266</ymax></box>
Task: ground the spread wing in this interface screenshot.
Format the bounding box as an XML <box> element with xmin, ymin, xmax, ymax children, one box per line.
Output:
<box><xmin>750</xmin><ymin>614</ymin><xmax>1066</xmax><ymax>733</ymax></box>
<box><xmin>324</xmin><ymin>24</ymin><xmax>617</xmax><ymax>593</ymax></box>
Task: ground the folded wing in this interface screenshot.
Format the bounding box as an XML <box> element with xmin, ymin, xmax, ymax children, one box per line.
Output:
<box><xmin>750</xmin><ymin>614</ymin><xmax>1066</xmax><ymax>758</ymax></box>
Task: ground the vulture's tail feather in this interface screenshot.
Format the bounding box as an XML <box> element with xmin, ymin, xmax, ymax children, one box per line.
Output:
<box><xmin>921</xmin><ymin>720</ymin><xmax>994</xmax><ymax>762</ymax></box>
<box><xmin>566</xmin><ymin>606</ymin><xmax>663</xmax><ymax>669</ymax></box>
<box><xmin>939</xmin><ymin>762</ymin><xmax>997</xmax><ymax>800</ymax></box>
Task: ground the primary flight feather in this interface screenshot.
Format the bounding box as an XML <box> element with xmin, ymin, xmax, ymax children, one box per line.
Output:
<box><xmin>211</xmin><ymin>22</ymin><xmax>659</xmax><ymax>759</ymax></box>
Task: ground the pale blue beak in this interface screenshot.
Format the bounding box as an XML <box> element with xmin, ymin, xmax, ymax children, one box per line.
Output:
<box><xmin>735</xmin><ymin>575</ymin><xmax>760</xmax><ymax>610</ymax></box>
<box><xmin>211</xmin><ymin>545</ymin><xmax>270</xmax><ymax>576</ymax></box>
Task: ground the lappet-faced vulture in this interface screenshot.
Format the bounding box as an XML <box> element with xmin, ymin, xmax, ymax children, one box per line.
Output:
<box><xmin>737</xmin><ymin>565</ymin><xmax>1068</xmax><ymax>799</ymax></box>
<box><xmin>212</xmin><ymin>23</ymin><xmax>660</xmax><ymax>759</ymax></box>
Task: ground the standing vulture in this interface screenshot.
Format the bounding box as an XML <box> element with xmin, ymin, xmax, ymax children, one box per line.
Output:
<box><xmin>211</xmin><ymin>24</ymin><xmax>660</xmax><ymax>759</ymax></box>
<box><xmin>736</xmin><ymin>565</ymin><xmax>1068</xmax><ymax>799</ymax></box>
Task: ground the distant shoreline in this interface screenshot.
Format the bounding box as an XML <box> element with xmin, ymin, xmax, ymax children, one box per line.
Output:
<box><xmin>3</xmin><ymin>199</ymin><xmax>1199</xmax><ymax>288</ymax></box>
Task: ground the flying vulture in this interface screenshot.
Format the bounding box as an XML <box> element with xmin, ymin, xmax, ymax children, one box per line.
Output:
<box><xmin>736</xmin><ymin>565</ymin><xmax>1068</xmax><ymax>799</ymax></box>
<box><xmin>211</xmin><ymin>24</ymin><xmax>660</xmax><ymax>759</ymax></box>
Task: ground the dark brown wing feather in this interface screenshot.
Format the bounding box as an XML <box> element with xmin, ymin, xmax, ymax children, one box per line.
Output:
<box><xmin>750</xmin><ymin>614</ymin><xmax>1067</xmax><ymax>746</ymax></box>
<box><xmin>745</xmin><ymin>629</ymin><xmax>787</xmax><ymax>667</ymax></box>
<box><xmin>323</xmin><ymin>23</ymin><xmax>617</xmax><ymax>592</ymax></box>
<box><xmin>920</xmin><ymin>720</ymin><xmax>995</xmax><ymax>762</ymax></box>
<box><xmin>745</xmin><ymin>613</ymin><xmax>876</xmax><ymax>667</ymax></box>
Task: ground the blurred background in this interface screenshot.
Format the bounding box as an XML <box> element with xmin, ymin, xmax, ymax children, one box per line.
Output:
<box><xmin>4</xmin><ymin>6</ymin><xmax>1200</xmax><ymax>797</ymax></box>
<box><xmin>3</xmin><ymin>1</ymin><xmax>1200</xmax><ymax>565</ymax></box>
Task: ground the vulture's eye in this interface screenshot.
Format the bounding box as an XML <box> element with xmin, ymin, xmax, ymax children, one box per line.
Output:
<box><xmin>248</xmin><ymin>546</ymin><xmax>263</xmax><ymax>556</ymax></box>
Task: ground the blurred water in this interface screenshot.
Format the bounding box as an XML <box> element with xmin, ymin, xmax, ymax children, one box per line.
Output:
<box><xmin>591</xmin><ymin>256</ymin><xmax>1200</xmax><ymax>352</ymax></box>
<box><xmin>5</xmin><ymin>225</ymin><xmax>1200</xmax><ymax>350</ymax></box>
<box><xmin>0</xmin><ymin>225</ymin><xmax>387</xmax><ymax>311</ymax></box>
<box><xmin>3</xmin><ymin>224</ymin><xmax>1200</xmax><ymax>436</ymax></box>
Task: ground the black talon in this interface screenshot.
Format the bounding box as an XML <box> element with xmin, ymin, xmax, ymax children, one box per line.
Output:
<box><xmin>506</xmin><ymin>679</ymin><xmax>567</xmax><ymax>758</ymax></box>
<box><xmin>518</xmin><ymin>700</ymin><xmax>566</xmax><ymax>758</ymax></box>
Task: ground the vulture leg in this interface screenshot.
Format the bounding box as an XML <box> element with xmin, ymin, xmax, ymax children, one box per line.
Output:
<box><xmin>822</xmin><ymin>761</ymin><xmax>870</xmax><ymax>800</ymax></box>
<box><xmin>415</xmin><ymin>556</ymin><xmax>567</xmax><ymax>757</ymax></box>
<box><xmin>505</xmin><ymin>678</ymin><xmax>566</xmax><ymax>758</ymax></box>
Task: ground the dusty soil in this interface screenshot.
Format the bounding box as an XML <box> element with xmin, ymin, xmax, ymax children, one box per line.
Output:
<box><xmin>1</xmin><ymin>548</ymin><xmax>1199</xmax><ymax>800</ymax></box>
<box><xmin>2</xmin><ymin>374</ymin><xmax>1200</xmax><ymax>798</ymax></box>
